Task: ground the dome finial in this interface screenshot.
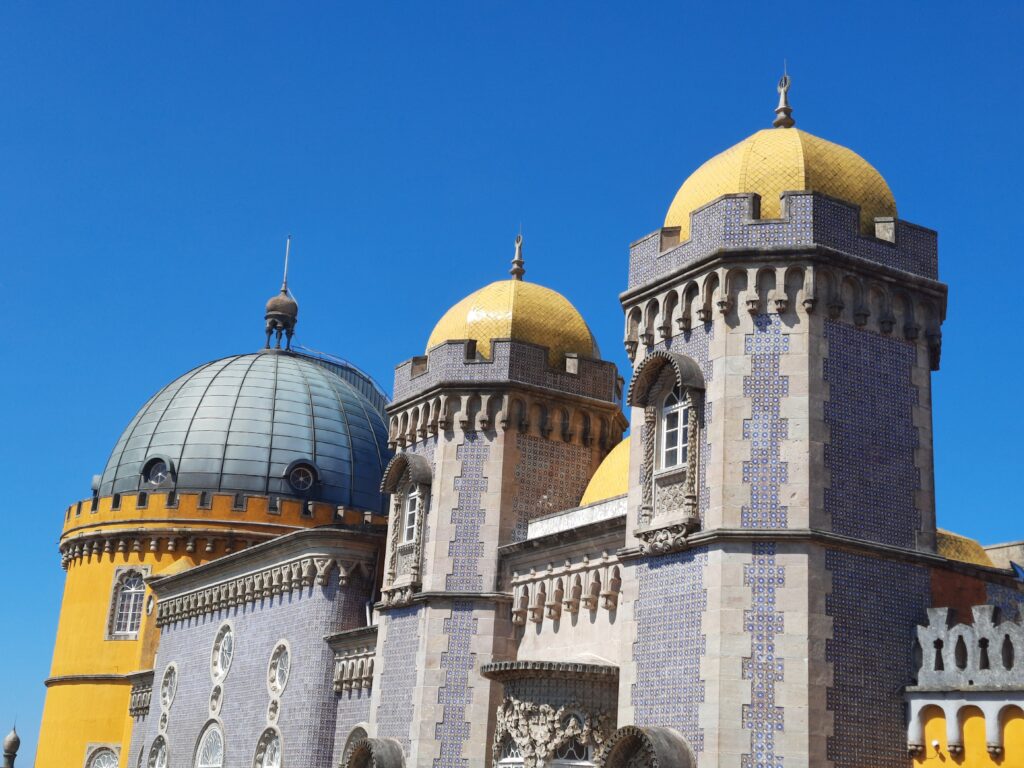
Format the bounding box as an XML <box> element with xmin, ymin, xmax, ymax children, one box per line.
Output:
<box><xmin>510</xmin><ymin>232</ymin><xmax>525</xmax><ymax>280</ymax></box>
<box><xmin>3</xmin><ymin>726</ymin><xmax>20</xmax><ymax>768</ymax></box>
<box><xmin>773</xmin><ymin>64</ymin><xmax>795</xmax><ymax>128</ymax></box>
<box><xmin>265</xmin><ymin>235</ymin><xmax>299</xmax><ymax>350</ymax></box>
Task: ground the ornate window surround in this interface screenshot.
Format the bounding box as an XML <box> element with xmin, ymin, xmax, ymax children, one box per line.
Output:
<box><xmin>193</xmin><ymin>720</ymin><xmax>225</xmax><ymax>768</ymax></box>
<box><xmin>83</xmin><ymin>743</ymin><xmax>120</xmax><ymax>768</ymax></box>
<box><xmin>627</xmin><ymin>350</ymin><xmax>705</xmax><ymax>551</ymax></box>
<box><xmin>380</xmin><ymin>452</ymin><xmax>433</xmax><ymax>601</ymax></box>
<box><xmin>106</xmin><ymin>565</ymin><xmax>151</xmax><ymax>641</ymax></box>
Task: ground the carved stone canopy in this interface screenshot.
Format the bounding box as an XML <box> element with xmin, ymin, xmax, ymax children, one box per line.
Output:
<box><xmin>344</xmin><ymin>737</ymin><xmax>405</xmax><ymax>768</ymax></box>
<box><xmin>627</xmin><ymin>351</ymin><xmax>705</xmax><ymax>408</ymax></box>
<box><xmin>380</xmin><ymin>453</ymin><xmax>433</xmax><ymax>494</ymax></box>
<box><xmin>597</xmin><ymin>725</ymin><xmax>697</xmax><ymax>768</ymax></box>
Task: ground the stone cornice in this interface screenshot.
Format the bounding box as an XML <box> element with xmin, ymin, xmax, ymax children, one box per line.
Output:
<box><xmin>375</xmin><ymin>590</ymin><xmax>513</xmax><ymax>613</ymax></box>
<box><xmin>45</xmin><ymin>673</ymin><xmax>130</xmax><ymax>686</ymax></box>
<box><xmin>481</xmin><ymin>660</ymin><xmax>619</xmax><ymax>683</ymax></box>
<box><xmin>618</xmin><ymin>527</ymin><xmax>1021</xmax><ymax>586</ymax></box>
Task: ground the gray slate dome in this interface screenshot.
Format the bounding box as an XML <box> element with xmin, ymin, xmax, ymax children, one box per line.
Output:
<box><xmin>98</xmin><ymin>350</ymin><xmax>392</xmax><ymax>513</ymax></box>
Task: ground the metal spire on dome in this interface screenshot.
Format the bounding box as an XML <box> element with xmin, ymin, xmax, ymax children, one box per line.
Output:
<box><xmin>510</xmin><ymin>233</ymin><xmax>525</xmax><ymax>280</ymax></box>
<box><xmin>264</xmin><ymin>235</ymin><xmax>299</xmax><ymax>350</ymax></box>
<box><xmin>773</xmin><ymin>64</ymin><xmax>795</xmax><ymax>128</ymax></box>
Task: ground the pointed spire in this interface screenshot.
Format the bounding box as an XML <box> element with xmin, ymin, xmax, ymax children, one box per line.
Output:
<box><xmin>773</xmin><ymin>64</ymin><xmax>795</xmax><ymax>128</ymax></box>
<box><xmin>281</xmin><ymin>234</ymin><xmax>291</xmax><ymax>292</ymax></box>
<box><xmin>510</xmin><ymin>233</ymin><xmax>525</xmax><ymax>280</ymax></box>
<box><xmin>264</xmin><ymin>236</ymin><xmax>299</xmax><ymax>351</ymax></box>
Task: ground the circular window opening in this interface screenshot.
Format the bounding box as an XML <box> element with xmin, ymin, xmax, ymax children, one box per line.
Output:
<box><xmin>267</xmin><ymin>642</ymin><xmax>291</xmax><ymax>695</ymax></box>
<box><xmin>144</xmin><ymin>459</ymin><xmax>171</xmax><ymax>486</ymax></box>
<box><xmin>87</xmin><ymin>748</ymin><xmax>119</xmax><ymax>768</ymax></box>
<box><xmin>211</xmin><ymin>624</ymin><xmax>234</xmax><ymax>682</ymax></box>
<box><xmin>287</xmin><ymin>464</ymin><xmax>315</xmax><ymax>492</ymax></box>
<box><xmin>254</xmin><ymin>729</ymin><xmax>282</xmax><ymax>768</ymax></box>
<box><xmin>195</xmin><ymin>723</ymin><xmax>224</xmax><ymax>768</ymax></box>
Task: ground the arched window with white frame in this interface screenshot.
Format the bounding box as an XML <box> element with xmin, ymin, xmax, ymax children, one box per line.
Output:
<box><xmin>194</xmin><ymin>722</ymin><xmax>224</xmax><ymax>768</ymax></box>
<box><xmin>402</xmin><ymin>483</ymin><xmax>422</xmax><ymax>544</ymax></box>
<box><xmin>110</xmin><ymin>569</ymin><xmax>147</xmax><ymax>638</ymax></box>
<box><xmin>658</xmin><ymin>384</ymin><xmax>689</xmax><ymax>473</ymax></box>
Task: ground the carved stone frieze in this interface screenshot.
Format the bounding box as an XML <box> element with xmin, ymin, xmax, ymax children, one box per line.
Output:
<box><xmin>635</xmin><ymin>522</ymin><xmax>693</xmax><ymax>556</ymax></box>
<box><xmin>492</xmin><ymin>696</ymin><xmax>615</xmax><ymax>768</ymax></box>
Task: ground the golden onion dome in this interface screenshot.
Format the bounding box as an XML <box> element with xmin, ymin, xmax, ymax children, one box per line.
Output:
<box><xmin>936</xmin><ymin>529</ymin><xmax>995</xmax><ymax>568</ymax></box>
<box><xmin>665</xmin><ymin>75</ymin><xmax>895</xmax><ymax>241</ymax></box>
<box><xmin>426</xmin><ymin>236</ymin><xmax>597</xmax><ymax>367</ymax></box>
<box><xmin>579</xmin><ymin>437</ymin><xmax>630</xmax><ymax>506</ymax></box>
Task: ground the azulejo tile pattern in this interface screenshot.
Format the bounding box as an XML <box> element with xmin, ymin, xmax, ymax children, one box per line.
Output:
<box><xmin>433</xmin><ymin>601</ymin><xmax>478</xmax><ymax>768</ymax></box>
<box><xmin>823</xmin><ymin>320</ymin><xmax>920</xmax><ymax>547</ymax></box>
<box><xmin>742</xmin><ymin>543</ymin><xmax>785</xmax><ymax>768</ymax></box>
<box><xmin>376</xmin><ymin>606</ymin><xmax>422</xmax><ymax>754</ymax></box>
<box><xmin>986</xmin><ymin>583</ymin><xmax>1024</xmax><ymax>622</ymax></box>
<box><xmin>742</xmin><ymin>315</ymin><xmax>789</xmax><ymax>529</ymax></box>
<box><xmin>628</xmin><ymin>192</ymin><xmax>937</xmax><ymax>290</ymax></box>
<box><xmin>511</xmin><ymin>433</ymin><xmax>592</xmax><ymax>542</ymax></box>
<box><xmin>658</xmin><ymin>324</ymin><xmax>714</xmax><ymax>520</ymax></box>
<box><xmin>825</xmin><ymin>550</ymin><xmax>929</xmax><ymax>768</ymax></box>
<box><xmin>632</xmin><ymin>547</ymin><xmax>708</xmax><ymax>754</ymax></box>
<box><xmin>446</xmin><ymin>434</ymin><xmax>489</xmax><ymax>592</ymax></box>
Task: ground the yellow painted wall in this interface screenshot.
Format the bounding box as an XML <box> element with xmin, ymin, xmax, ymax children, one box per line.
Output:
<box><xmin>913</xmin><ymin>704</ymin><xmax>1024</xmax><ymax>768</ymax></box>
<box><xmin>38</xmin><ymin>490</ymin><xmax>359</xmax><ymax>768</ymax></box>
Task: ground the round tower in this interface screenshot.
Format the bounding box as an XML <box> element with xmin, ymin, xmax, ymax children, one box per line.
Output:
<box><xmin>37</xmin><ymin>267</ymin><xmax>392</xmax><ymax>768</ymax></box>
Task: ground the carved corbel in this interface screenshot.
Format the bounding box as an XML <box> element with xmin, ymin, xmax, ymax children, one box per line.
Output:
<box><xmin>827</xmin><ymin>297</ymin><xmax>843</xmax><ymax>319</ymax></box>
<box><xmin>624</xmin><ymin>339</ymin><xmax>638</xmax><ymax>362</ymax></box>
<box><xmin>696</xmin><ymin>307</ymin><xmax>712</xmax><ymax>323</ymax></box>
<box><xmin>853</xmin><ymin>305</ymin><xmax>869</xmax><ymax>326</ymax></box>
<box><xmin>639</xmin><ymin>331</ymin><xmax>654</xmax><ymax>347</ymax></box>
<box><xmin>745</xmin><ymin>293</ymin><xmax>760</xmax><ymax>314</ymax></box>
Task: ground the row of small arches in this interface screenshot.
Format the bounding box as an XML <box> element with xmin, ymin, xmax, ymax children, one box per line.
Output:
<box><xmin>512</xmin><ymin>568</ymin><xmax>622</xmax><ymax>625</ymax></box>
<box><xmin>389</xmin><ymin>393</ymin><xmax>617</xmax><ymax>449</ymax></box>
<box><xmin>625</xmin><ymin>265</ymin><xmax>942</xmax><ymax>349</ymax></box>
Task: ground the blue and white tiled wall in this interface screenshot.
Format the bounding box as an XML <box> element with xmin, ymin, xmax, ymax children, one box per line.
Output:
<box><xmin>375</xmin><ymin>605</ymin><xmax>423</xmax><ymax>754</ymax></box>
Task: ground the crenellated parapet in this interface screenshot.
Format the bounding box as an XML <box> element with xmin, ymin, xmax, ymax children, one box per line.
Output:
<box><xmin>388</xmin><ymin>339</ymin><xmax>626</xmax><ymax>453</ymax></box>
<box><xmin>628</xmin><ymin>191</ymin><xmax>938</xmax><ymax>290</ymax></box>
<box><xmin>906</xmin><ymin>605</ymin><xmax>1024</xmax><ymax>756</ymax></box>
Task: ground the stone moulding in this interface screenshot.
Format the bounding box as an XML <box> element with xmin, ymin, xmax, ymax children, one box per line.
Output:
<box><xmin>155</xmin><ymin>555</ymin><xmax>367</xmax><ymax>627</ymax></box>
<box><xmin>509</xmin><ymin>556</ymin><xmax>622</xmax><ymax>626</ymax></box>
<box><xmin>127</xmin><ymin>670</ymin><xmax>154</xmax><ymax>719</ymax></box>
<box><xmin>480</xmin><ymin>660</ymin><xmax>619</xmax><ymax>683</ymax></box>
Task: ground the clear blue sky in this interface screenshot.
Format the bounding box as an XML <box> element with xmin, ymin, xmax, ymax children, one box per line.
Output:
<box><xmin>2</xmin><ymin>1</ymin><xmax>1021</xmax><ymax>761</ymax></box>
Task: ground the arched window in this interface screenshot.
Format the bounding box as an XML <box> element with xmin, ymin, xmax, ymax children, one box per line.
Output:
<box><xmin>402</xmin><ymin>484</ymin><xmax>422</xmax><ymax>544</ymax></box>
<box><xmin>86</xmin><ymin>747</ymin><xmax>119</xmax><ymax>768</ymax></box>
<box><xmin>195</xmin><ymin>722</ymin><xmax>225</xmax><ymax>768</ymax></box>
<box><xmin>497</xmin><ymin>735</ymin><xmax>523</xmax><ymax>765</ymax></box>
<box><xmin>551</xmin><ymin>714</ymin><xmax>594</xmax><ymax>766</ymax></box>
<box><xmin>659</xmin><ymin>385</ymin><xmax>689</xmax><ymax>472</ymax></box>
<box><xmin>253</xmin><ymin>728</ymin><xmax>282</xmax><ymax>768</ymax></box>
<box><xmin>148</xmin><ymin>737</ymin><xmax>168</xmax><ymax>768</ymax></box>
<box><xmin>112</xmin><ymin>570</ymin><xmax>146</xmax><ymax>637</ymax></box>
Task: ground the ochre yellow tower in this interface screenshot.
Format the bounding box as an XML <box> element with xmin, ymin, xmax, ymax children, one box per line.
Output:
<box><xmin>38</xmin><ymin>277</ymin><xmax>392</xmax><ymax>768</ymax></box>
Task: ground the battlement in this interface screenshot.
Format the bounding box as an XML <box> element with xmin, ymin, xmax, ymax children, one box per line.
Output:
<box><xmin>912</xmin><ymin>605</ymin><xmax>1024</xmax><ymax>691</ymax></box>
<box><xmin>628</xmin><ymin>191</ymin><xmax>938</xmax><ymax>290</ymax></box>
<box><xmin>392</xmin><ymin>338</ymin><xmax>623</xmax><ymax>406</ymax></box>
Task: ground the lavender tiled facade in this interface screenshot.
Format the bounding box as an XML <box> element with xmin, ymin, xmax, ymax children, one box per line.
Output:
<box><xmin>823</xmin><ymin>319</ymin><xmax>920</xmax><ymax>547</ymax></box>
<box><xmin>631</xmin><ymin>548</ymin><xmax>708</xmax><ymax>754</ymax></box>
<box><xmin>445</xmin><ymin>435</ymin><xmax>489</xmax><ymax>592</ymax></box>
<box><xmin>824</xmin><ymin>551</ymin><xmax>930</xmax><ymax>768</ymax></box>
<box><xmin>510</xmin><ymin>433</ymin><xmax>591</xmax><ymax>542</ymax></box>
<box><xmin>376</xmin><ymin>606</ymin><xmax>423</xmax><ymax>753</ymax></box>
<box><xmin>135</xmin><ymin>571</ymin><xmax>370</xmax><ymax>768</ymax></box>
<box><xmin>432</xmin><ymin>602</ymin><xmax>478</xmax><ymax>768</ymax></box>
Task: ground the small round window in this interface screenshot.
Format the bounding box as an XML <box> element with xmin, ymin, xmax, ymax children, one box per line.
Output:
<box><xmin>160</xmin><ymin>664</ymin><xmax>177</xmax><ymax>710</ymax></box>
<box><xmin>287</xmin><ymin>464</ymin><xmax>315</xmax><ymax>492</ymax></box>
<box><xmin>87</xmin><ymin>748</ymin><xmax>119</xmax><ymax>768</ymax></box>
<box><xmin>267</xmin><ymin>642</ymin><xmax>291</xmax><ymax>695</ymax></box>
<box><xmin>211</xmin><ymin>624</ymin><xmax>234</xmax><ymax>682</ymax></box>
<box><xmin>145</xmin><ymin>459</ymin><xmax>171</xmax><ymax>486</ymax></box>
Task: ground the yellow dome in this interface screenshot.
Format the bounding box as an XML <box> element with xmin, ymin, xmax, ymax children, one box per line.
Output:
<box><xmin>426</xmin><ymin>278</ymin><xmax>596</xmax><ymax>367</ymax></box>
<box><xmin>664</xmin><ymin>127</ymin><xmax>896</xmax><ymax>241</ymax></box>
<box><xmin>936</xmin><ymin>529</ymin><xmax>995</xmax><ymax>568</ymax></box>
<box><xmin>579</xmin><ymin>437</ymin><xmax>630</xmax><ymax>506</ymax></box>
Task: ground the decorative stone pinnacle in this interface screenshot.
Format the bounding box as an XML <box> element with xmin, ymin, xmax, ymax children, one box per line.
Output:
<box><xmin>773</xmin><ymin>69</ymin><xmax>795</xmax><ymax>128</ymax></box>
<box><xmin>264</xmin><ymin>236</ymin><xmax>299</xmax><ymax>350</ymax></box>
<box><xmin>510</xmin><ymin>234</ymin><xmax>525</xmax><ymax>280</ymax></box>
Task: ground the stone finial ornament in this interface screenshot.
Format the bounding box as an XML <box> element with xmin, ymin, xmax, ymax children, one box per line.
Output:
<box><xmin>265</xmin><ymin>235</ymin><xmax>299</xmax><ymax>350</ymax></box>
<box><xmin>3</xmin><ymin>727</ymin><xmax>19</xmax><ymax>768</ymax></box>
<box><xmin>510</xmin><ymin>233</ymin><xmax>525</xmax><ymax>280</ymax></box>
<box><xmin>773</xmin><ymin>67</ymin><xmax>795</xmax><ymax>128</ymax></box>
